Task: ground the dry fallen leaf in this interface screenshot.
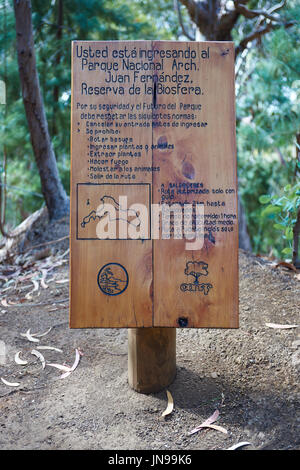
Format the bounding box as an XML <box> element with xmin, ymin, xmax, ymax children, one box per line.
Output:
<box><xmin>40</xmin><ymin>269</ymin><xmax>49</xmax><ymax>289</ymax></box>
<box><xmin>60</xmin><ymin>349</ymin><xmax>81</xmax><ymax>379</ymax></box>
<box><xmin>161</xmin><ymin>390</ymin><xmax>174</xmax><ymax>417</ymax></box>
<box><xmin>227</xmin><ymin>442</ymin><xmax>252</xmax><ymax>450</ymax></box>
<box><xmin>57</xmin><ymin>248</ymin><xmax>70</xmax><ymax>260</ymax></box>
<box><xmin>47</xmin><ymin>363</ymin><xmax>72</xmax><ymax>372</ymax></box>
<box><xmin>265</xmin><ymin>323</ymin><xmax>298</xmax><ymax>329</ymax></box>
<box><xmin>31</xmin><ymin>349</ymin><xmax>46</xmax><ymax>369</ymax></box>
<box><xmin>31</xmin><ymin>327</ymin><xmax>52</xmax><ymax>337</ymax></box>
<box><xmin>1</xmin><ymin>299</ymin><xmax>9</xmax><ymax>307</ymax></box>
<box><xmin>56</xmin><ymin>279</ymin><xmax>69</xmax><ymax>284</ymax></box>
<box><xmin>25</xmin><ymin>280</ymin><xmax>39</xmax><ymax>299</ymax></box>
<box><xmin>203</xmin><ymin>424</ymin><xmax>228</xmax><ymax>434</ymax></box>
<box><xmin>37</xmin><ymin>346</ymin><xmax>63</xmax><ymax>353</ymax></box>
<box><xmin>14</xmin><ymin>351</ymin><xmax>28</xmax><ymax>365</ymax></box>
<box><xmin>20</xmin><ymin>329</ymin><xmax>40</xmax><ymax>343</ymax></box>
<box><xmin>189</xmin><ymin>409</ymin><xmax>220</xmax><ymax>435</ymax></box>
<box><xmin>1</xmin><ymin>377</ymin><xmax>20</xmax><ymax>387</ymax></box>
<box><xmin>275</xmin><ymin>261</ymin><xmax>297</xmax><ymax>273</ymax></box>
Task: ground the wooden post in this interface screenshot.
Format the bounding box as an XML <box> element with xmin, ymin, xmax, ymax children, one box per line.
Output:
<box><xmin>128</xmin><ymin>328</ymin><xmax>176</xmax><ymax>393</ymax></box>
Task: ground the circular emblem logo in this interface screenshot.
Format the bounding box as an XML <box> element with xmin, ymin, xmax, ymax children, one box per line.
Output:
<box><xmin>97</xmin><ymin>263</ymin><xmax>129</xmax><ymax>296</ymax></box>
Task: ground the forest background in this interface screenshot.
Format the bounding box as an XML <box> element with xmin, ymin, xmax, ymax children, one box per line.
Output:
<box><xmin>0</xmin><ymin>0</ymin><xmax>299</xmax><ymax>263</ymax></box>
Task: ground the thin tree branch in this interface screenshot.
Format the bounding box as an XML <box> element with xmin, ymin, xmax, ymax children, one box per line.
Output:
<box><xmin>19</xmin><ymin>234</ymin><xmax>69</xmax><ymax>254</ymax></box>
<box><xmin>40</xmin><ymin>19</ymin><xmax>74</xmax><ymax>34</ymax></box>
<box><xmin>235</xmin><ymin>20</ymin><xmax>295</xmax><ymax>57</ymax></box>
<box><xmin>275</xmin><ymin>148</ymin><xmax>286</xmax><ymax>166</ymax></box>
<box><xmin>268</xmin><ymin>0</ymin><xmax>287</xmax><ymax>15</ymax></box>
<box><xmin>234</xmin><ymin>2</ymin><xmax>282</xmax><ymax>22</ymax></box>
<box><xmin>236</xmin><ymin>57</ymin><xmax>257</xmax><ymax>96</ymax></box>
<box><xmin>174</xmin><ymin>0</ymin><xmax>195</xmax><ymax>40</ymax></box>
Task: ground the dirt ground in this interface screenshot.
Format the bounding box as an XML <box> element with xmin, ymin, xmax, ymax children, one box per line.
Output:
<box><xmin>0</xmin><ymin>240</ymin><xmax>299</xmax><ymax>450</ymax></box>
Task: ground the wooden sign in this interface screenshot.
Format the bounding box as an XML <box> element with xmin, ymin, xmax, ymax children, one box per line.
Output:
<box><xmin>70</xmin><ymin>41</ymin><xmax>238</xmax><ymax>328</ymax></box>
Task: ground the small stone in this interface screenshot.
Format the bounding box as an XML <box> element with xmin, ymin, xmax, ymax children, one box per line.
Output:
<box><xmin>211</xmin><ymin>372</ymin><xmax>218</xmax><ymax>378</ymax></box>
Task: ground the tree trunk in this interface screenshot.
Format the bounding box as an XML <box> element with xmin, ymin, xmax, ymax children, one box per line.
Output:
<box><xmin>238</xmin><ymin>192</ymin><xmax>252</xmax><ymax>251</ymax></box>
<box><xmin>295</xmin><ymin>133</ymin><xmax>300</xmax><ymax>177</ymax></box>
<box><xmin>292</xmin><ymin>208</ymin><xmax>300</xmax><ymax>268</ymax></box>
<box><xmin>292</xmin><ymin>135</ymin><xmax>300</xmax><ymax>267</ymax></box>
<box><xmin>52</xmin><ymin>0</ymin><xmax>64</xmax><ymax>136</ymax></box>
<box><xmin>13</xmin><ymin>0</ymin><xmax>69</xmax><ymax>221</ymax></box>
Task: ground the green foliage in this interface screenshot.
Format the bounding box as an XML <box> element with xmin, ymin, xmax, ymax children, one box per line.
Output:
<box><xmin>3</xmin><ymin>158</ymin><xmax>44</xmax><ymax>228</ymax></box>
<box><xmin>236</xmin><ymin>7</ymin><xmax>300</xmax><ymax>257</ymax></box>
<box><xmin>0</xmin><ymin>0</ymin><xmax>299</xmax><ymax>263</ymax></box>
<box><xmin>238</xmin><ymin>153</ymin><xmax>294</xmax><ymax>256</ymax></box>
<box><xmin>259</xmin><ymin>180</ymin><xmax>300</xmax><ymax>258</ymax></box>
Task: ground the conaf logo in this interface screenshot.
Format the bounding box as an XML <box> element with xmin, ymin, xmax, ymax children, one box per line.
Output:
<box><xmin>180</xmin><ymin>261</ymin><xmax>213</xmax><ymax>294</ymax></box>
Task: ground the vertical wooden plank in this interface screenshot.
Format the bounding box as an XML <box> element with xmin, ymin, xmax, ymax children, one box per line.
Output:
<box><xmin>128</xmin><ymin>328</ymin><xmax>176</xmax><ymax>393</ymax></box>
<box><xmin>70</xmin><ymin>40</ymin><xmax>238</xmax><ymax>329</ymax></box>
<box><xmin>70</xmin><ymin>41</ymin><xmax>153</xmax><ymax>328</ymax></box>
<box><xmin>152</xmin><ymin>41</ymin><xmax>238</xmax><ymax>328</ymax></box>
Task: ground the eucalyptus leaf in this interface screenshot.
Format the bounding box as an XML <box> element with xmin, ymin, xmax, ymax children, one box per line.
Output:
<box><xmin>259</xmin><ymin>195</ymin><xmax>271</xmax><ymax>204</ymax></box>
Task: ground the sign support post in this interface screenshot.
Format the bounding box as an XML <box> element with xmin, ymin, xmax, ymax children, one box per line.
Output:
<box><xmin>128</xmin><ymin>328</ymin><xmax>176</xmax><ymax>393</ymax></box>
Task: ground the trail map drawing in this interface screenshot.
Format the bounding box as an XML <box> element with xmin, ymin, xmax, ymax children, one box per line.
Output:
<box><xmin>80</xmin><ymin>195</ymin><xmax>141</xmax><ymax>229</ymax></box>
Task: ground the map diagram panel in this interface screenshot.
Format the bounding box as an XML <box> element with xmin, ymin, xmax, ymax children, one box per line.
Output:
<box><xmin>76</xmin><ymin>183</ymin><xmax>151</xmax><ymax>240</ymax></box>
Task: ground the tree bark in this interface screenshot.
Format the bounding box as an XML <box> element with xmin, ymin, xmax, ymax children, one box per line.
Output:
<box><xmin>52</xmin><ymin>0</ymin><xmax>64</xmax><ymax>136</ymax></box>
<box><xmin>179</xmin><ymin>0</ymin><xmax>241</xmax><ymax>41</ymax></box>
<box><xmin>295</xmin><ymin>132</ymin><xmax>300</xmax><ymax>177</ymax></box>
<box><xmin>13</xmin><ymin>0</ymin><xmax>69</xmax><ymax>221</ymax></box>
<box><xmin>293</xmin><ymin>134</ymin><xmax>300</xmax><ymax>267</ymax></box>
<box><xmin>292</xmin><ymin>208</ymin><xmax>300</xmax><ymax>268</ymax></box>
<box><xmin>238</xmin><ymin>192</ymin><xmax>252</xmax><ymax>251</ymax></box>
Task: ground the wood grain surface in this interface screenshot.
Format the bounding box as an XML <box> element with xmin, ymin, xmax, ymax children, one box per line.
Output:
<box><xmin>70</xmin><ymin>41</ymin><xmax>238</xmax><ymax>328</ymax></box>
<box><xmin>152</xmin><ymin>41</ymin><xmax>238</xmax><ymax>327</ymax></box>
<box><xmin>128</xmin><ymin>328</ymin><xmax>176</xmax><ymax>393</ymax></box>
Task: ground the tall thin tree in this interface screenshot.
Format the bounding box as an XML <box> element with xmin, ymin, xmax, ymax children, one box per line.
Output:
<box><xmin>13</xmin><ymin>0</ymin><xmax>69</xmax><ymax>220</ymax></box>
